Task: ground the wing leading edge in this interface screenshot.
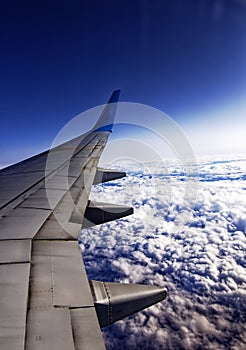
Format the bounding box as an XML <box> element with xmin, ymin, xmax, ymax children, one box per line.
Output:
<box><xmin>0</xmin><ymin>90</ymin><xmax>167</xmax><ymax>350</ymax></box>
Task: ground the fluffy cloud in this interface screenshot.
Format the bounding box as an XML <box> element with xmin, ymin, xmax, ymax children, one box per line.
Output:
<box><xmin>79</xmin><ymin>155</ymin><xmax>246</xmax><ymax>349</ymax></box>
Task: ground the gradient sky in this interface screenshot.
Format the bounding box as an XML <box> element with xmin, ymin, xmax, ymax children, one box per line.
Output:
<box><xmin>1</xmin><ymin>0</ymin><xmax>246</xmax><ymax>166</ymax></box>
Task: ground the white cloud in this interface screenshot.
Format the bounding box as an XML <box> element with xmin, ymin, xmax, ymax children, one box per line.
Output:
<box><xmin>80</xmin><ymin>154</ymin><xmax>246</xmax><ymax>349</ymax></box>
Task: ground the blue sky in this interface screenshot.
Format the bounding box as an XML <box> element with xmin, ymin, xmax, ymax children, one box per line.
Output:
<box><xmin>1</xmin><ymin>0</ymin><xmax>246</xmax><ymax>166</ymax></box>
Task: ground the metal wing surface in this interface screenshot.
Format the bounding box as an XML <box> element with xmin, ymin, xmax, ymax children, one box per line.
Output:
<box><xmin>0</xmin><ymin>90</ymin><xmax>167</xmax><ymax>350</ymax></box>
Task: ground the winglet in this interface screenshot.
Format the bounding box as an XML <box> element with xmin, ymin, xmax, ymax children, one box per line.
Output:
<box><xmin>107</xmin><ymin>89</ymin><xmax>121</xmax><ymax>104</ymax></box>
<box><xmin>93</xmin><ymin>89</ymin><xmax>121</xmax><ymax>133</ymax></box>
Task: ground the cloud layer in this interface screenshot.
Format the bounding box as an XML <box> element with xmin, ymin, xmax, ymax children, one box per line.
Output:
<box><xmin>80</xmin><ymin>154</ymin><xmax>246</xmax><ymax>349</ymax></box>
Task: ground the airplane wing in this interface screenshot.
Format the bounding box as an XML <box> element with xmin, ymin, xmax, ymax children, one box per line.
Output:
<box><xmin>0</xmin><ymin>90</ymin><xmax>167</xmax><ymax>350</ymax></box>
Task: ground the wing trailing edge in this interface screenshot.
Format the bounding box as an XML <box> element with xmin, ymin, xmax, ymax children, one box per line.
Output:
<box><xmin>81</xmin><ymin>90</ymin><xmax>168</xmax><ymax>329</ymax></box>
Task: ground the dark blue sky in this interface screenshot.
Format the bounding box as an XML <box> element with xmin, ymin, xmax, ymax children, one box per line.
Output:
<box><xmin>1</xmin><ymin>0</ymin><xmax>246</xmax><ymax>165</ymax></box>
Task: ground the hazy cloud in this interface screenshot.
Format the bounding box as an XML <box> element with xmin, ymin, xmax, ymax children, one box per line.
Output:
<box><xmin>80</xmin><ymin>155</ymin><xmax>246</xmax><ymax>349</ymax></box>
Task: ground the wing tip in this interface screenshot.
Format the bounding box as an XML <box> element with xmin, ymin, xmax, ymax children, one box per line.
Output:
<box><xmin>108</xmin><ymin>89</ymin><xmax>121</xmax><ymax>104</ymax></box>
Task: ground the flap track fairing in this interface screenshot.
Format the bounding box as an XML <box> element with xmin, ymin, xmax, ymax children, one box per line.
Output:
<box><xmin>90</xmin><ymin>280</ymin><xmax>167</xmax><ymax>328</ymax></box>
<box><xmin>82</xmin><ymin>201</ymin><xmax>133</xmax><ymax>228</ymax></box>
